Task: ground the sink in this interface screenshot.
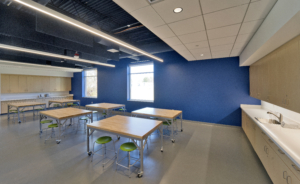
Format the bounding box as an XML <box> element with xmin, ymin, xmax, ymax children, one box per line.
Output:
<box><xmin>255</xmin><ymin>117</ymin><xmax>281</xmax><ymax>125</ymax></box>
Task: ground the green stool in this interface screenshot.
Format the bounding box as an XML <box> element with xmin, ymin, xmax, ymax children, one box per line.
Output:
<box><xmin>102</xmin><ymin>112</ymin><xmax>107</xmax><ymax>119</ymax></box>
<box><xmin>91</xmin><ymin>136</ymin><xmax>116</xmax><ymax>167</ymax></box>
<box><xmin>118</xmin><ymin>108</ymin><xmax>126</xmax><ymax>115</ymax></box>
<box><xmin>116</xmin><ymin>142</ymin><xmax>140</xmax><ymax>178</ymax></box>
<box><xmin>44</xmin><ymin>123</ymin><xmax>58</xmax><ymax>143</ymax></box>
<box><xmin>34</xmin><ymin>108</ymin><xmax>44</xmax><ymax>116</ymax></box>
<box><xmin>53</xmin><ymin>104</ymin><xmax>61</xmax><ymax>109</ymax></box>
<box><xmin>9</xmin><ymin>110</ymin><xmax>26</xmax><ymax>123</ymax></box>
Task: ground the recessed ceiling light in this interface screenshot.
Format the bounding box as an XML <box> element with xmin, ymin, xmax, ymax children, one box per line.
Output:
<box><xmin>201</xmin><ymin>54</ymin><xmax>204</xmax><ymax>56</ymax></box>
<box><xmin>173</xmin><ymin>7</ymin><xmax>183</xmax><ymax>13</ymax></box>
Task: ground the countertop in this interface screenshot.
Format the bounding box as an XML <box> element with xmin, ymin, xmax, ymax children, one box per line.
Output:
<box><xmin>241</xmin><ymin>104</ymin><xmax>300</xmax><ymax>168</ymax></box>
<box><xmin>0</xmin><ymin>94</ymin><xmax>74</xmax><ymax>102</ymax></box>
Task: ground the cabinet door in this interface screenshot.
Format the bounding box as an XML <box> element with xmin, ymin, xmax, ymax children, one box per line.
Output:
<box><xmin>27</xmin><ymin>76</ymin><xmax>35</xmax><ymax>92</ymax></box>
<box><xmin>60</xmin><ymin>77</ymin><xmax>67</xmax><ymax>91</ymax></box>
<box><xmin>18</xmin><ymin>75</ymin><xmax>28</xmax><ymax>93</ymax></box>
<box><xmin>50</xmin><ymin>77</ymin><xmax>56</xmax><ymax>91</ymax></box>
<box><xmin>9</xmin><ymin>75</ymin><xmax>19</xmax><ymax>93</ymax></box>
<box><xmin>277</xmin><ymin>46</ymin><xmax>288</xmax><ymax>107</ymax></box>
<box><xmin>66</xmin><ymin>77</ymin><xmax>71</xmax><ymax>91</ymax></box>
<box><xmin>41</xmin><ymin>76</ymin><xmax>50</xmax><ymax>92</ymax></box>
<box><xmin>268</xmin><ymin>52</ymin><xmax>278</xmax><ymax>104</ymax></box>
<box><xmin>1</xmin><ymin>74</ymin><xmax>10</xmax><ymax>93</ymax></box>
<box><xmin>56</xmin><ymin>77</ymin><xmax>61</xmax><ymax>91</ymax></box>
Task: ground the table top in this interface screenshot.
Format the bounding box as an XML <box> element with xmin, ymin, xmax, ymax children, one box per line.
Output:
<box><xmin>8</xmin><ymin>102</ymin><xmax>46</xmax><ymax>107</ymax></box>
<box><xmin>86</xmin><ymin>103</ymin><xmax>125</xmax><ymax>110</ymax></box>
<box><xmin>49</xmin><ymin>99</ymin><xmax>80</xmax><ymax>103</ymax></box>
<box><xmin>87</xmin><ymin>115</ymin><xmax>162</xmax><ymax>139</ymax></box>
<box><xmin>40</xmin><ymin>107</ymin><xmax>92</xmax><ymax>120</ymax></box>
<box><xmin>132</xmin><ymin>107</ymin><xmax>182</xmax><ymax>119</ymax></box>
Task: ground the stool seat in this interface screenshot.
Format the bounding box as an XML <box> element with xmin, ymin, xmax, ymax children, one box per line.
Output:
<box><xmin>102</xmin><ymin>113</ymin><xmax>107</xmax><ymax>115</ymax></box>
<box><xmin>80</xmin><ymin>117</ymin><xmax>89</xmax><ymax>121</ymax></box>
<box><xmin>9</xmin><ymin>110</ymin><xmax>18</xmax><ymax>113</ymax></box>
<box><xmin>48</xmin><ymin>124</ymin><xmax>58</xmax><ymax>128</ymax></box>
<box><xmin>36</xmin><ymin>108</ymin><xmax>44</xmax><ymax>110</ymax></box>
<box><xmin>95</xmin><ymin>136</ymin><xmax>112</xmax><ymax>144</ymax></box>
<box><xmin>163</xmin><ymin>121</ymin><xmax>171</xmax><ymax>126</ymax></box>
<box><xmin>119</xmin><ymin>108</ymin><xmax>126</xmax><ymax>111</ymax></box>
<box><xmin>120</xmin><ymin>142</ymin><xmax>137</xmax><ymax>152</ymax></box>
<box><xmin>41</xmin><ymin>120</ymin><xmax>53</xmax><ymax>124</ymax></box>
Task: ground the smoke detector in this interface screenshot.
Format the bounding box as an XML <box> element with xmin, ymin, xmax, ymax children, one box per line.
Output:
<box><xmin>148</xmin><ymin>0</ymin><xmax>163</xmax><ymax>4</ymax></box>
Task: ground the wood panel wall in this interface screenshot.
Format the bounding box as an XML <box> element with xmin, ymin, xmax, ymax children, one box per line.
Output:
<box><xmin>250</xmin><ymin>35</ymin><xmax>300</xmax><ymax>113</ymax></box>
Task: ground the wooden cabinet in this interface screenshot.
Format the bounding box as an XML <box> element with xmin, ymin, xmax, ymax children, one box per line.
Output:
<box><xmin>19</xmin><ymin>75</ymin><xmax>28</xmax><ymax>93</ymax></box>
<box><xmin>250</xmin><ymin>35</ymin><xmax>300</xmax><ymax>114</ymax></box>
<box><xmin>1</xmin><ymin>74</ymin><xmax>10</xmax><ymax>93</ymax></box>
<box><xmin>1</xmin><ymin>74</ymin><xmax>71</xmax><ymax>93</ymax></box>
<box><xmin>243</xmin><ymin>110</ymin><xmax>300</xmax><ymax>184</ymax></box>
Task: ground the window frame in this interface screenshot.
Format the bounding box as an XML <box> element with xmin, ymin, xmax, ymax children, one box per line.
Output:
<box><xmin>127</xmin><ymin>62</ymin><xmax>154</xmax><ymax>102</ymax></box>
<box><xmin>82</xmin><ymin>68</ymin><xmax>98</xmax><ymax>98</ymax></box>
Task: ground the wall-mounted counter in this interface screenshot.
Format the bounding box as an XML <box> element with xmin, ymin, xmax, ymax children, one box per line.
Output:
<box><xmin>241</xmin><ymin>104</ymin><xmax>300</xmax><ymax>184</ymax></box>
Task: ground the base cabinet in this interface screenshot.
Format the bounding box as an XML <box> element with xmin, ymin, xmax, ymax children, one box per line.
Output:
<box><xmin>242</xmin><ymin>111</ymin><xmax>300</xmax><ymax>184</ymax></box>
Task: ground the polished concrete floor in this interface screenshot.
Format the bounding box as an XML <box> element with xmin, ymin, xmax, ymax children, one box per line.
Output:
<box><xmin>0</xmin><ymin>112</ymin><xmax>272</xmax><ymax>184</ymax></box>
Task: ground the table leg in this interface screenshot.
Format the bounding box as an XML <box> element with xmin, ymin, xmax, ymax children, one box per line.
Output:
<box><xmin>17</xmin><ymin>107</ymin><xmax>21</xmax><ymax>123</ymax></box>
<box><xmin>87</xmin><ymin>127</ymin><xmax>92</xmax><ymax>156</ymax></box>
<box><xmin>138</xmin><ymin>139</ymin><xmax>144</xmax><ymax>178</ymax></box>
<box><xmin>160</xmin><ymin>125</ymin><xmax>163</xmax><ymax>152</ymax></box>
<box><xmin>39</xmin><ymin>114</ymin><xmax>43</xmax><ymax>134</ymax></box>
<box><xmin>33</xmin><ymin>106</ymin><xmax>35</xmax><ymax>117</ymax></box>
<box><xmin>56</xmin><ymin>119</ymin><xmax>61</xmax><ymax>144</ymax></box>
<box><xmin>7</xmin><ymin>105</ymin><xmax>10</xmax><ymax>120</ymax></box>
<box><xmin>181</xmin><ymin>113</ymin><xmax>183</xmax><ymax>132</ymax></box>
<box><xmin>171</xmin><ymin>119</ymin><xmax>175</xmax><ymax>143</ymax></box>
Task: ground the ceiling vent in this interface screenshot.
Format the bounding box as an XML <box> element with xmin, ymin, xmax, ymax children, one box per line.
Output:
<box><xmin>147</xmin><ymin>0</ymin><xmax>163</xmax><ymax>4</ymax></box>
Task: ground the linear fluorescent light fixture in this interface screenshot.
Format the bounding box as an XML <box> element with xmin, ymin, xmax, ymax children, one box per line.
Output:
<box><xmin>0</xmin><ymin>43</ymin><xmax>115</xmax><ymax>67</ymax></box>
<box><xmin>13</xmin><ymin>0</ymin><xmax>164</xmax><ymax>63</ymax></box>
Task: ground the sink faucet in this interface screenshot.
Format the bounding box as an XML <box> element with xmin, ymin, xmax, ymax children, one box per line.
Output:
<box><xmin>267</xmin><ymin>111</ymin><xmax>283</xmax><ymax>124</ymax></box>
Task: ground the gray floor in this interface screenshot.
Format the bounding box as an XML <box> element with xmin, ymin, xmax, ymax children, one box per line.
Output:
<box><xmin>0</xmin><ymin>112</ymin><xmax>272</xmax><ymax>184</ymax></box>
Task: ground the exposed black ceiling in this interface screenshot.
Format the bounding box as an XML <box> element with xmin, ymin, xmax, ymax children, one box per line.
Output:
<box><xmin>0</xmin><ymin>0</ymin><xmax>171</xmax><ymax>68</ymax></box>
<box><xmin>25</xmin><ymin>0</ymin><xmax>164</xmax><ymax>47</ymax></box>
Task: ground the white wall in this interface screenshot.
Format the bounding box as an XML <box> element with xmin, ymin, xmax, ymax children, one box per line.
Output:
<box><xmin>261</xmin><ymin>101</ymin><xmax>300</xmax><ymax>123</ymax></box>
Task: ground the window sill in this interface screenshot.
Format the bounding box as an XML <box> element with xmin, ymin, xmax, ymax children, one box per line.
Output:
<box><xmin>127</xmin><ymin>99</ymin><xmax>154</xmax><ymax>103</ymax></box>
<box><xmin>82</xmin><ymin>97</ymin><xmax>98</xmax><ymax>99</ymax></box>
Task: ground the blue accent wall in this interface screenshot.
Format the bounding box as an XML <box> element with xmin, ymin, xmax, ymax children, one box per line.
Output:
<box><xmin>71</xmin><ymin>51</ymin><xmax>260</xmax><ymax>126</ymax></box>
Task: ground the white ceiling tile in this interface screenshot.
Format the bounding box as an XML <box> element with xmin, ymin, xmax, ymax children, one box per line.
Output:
<box><xmin>168</xmin><ymin>16</ymin><xmax>205</xmax><ymax>36</ymax></box>
<box><xmin>230</xmin><ymin>48</ymin><xmax>243</xmax><ymax>56</ymax></box>
<box><xmin>150</xmin><ymin>25</ymin><xmax>175</xmax><ymax>39</ymax></box>
<box><xmin>200</xmin><ymin>0</ymin><xmax>250</xmax><ymax>14</ymax></box>
<box><xmin>131</xmin><ymin>6</ymin><xmax>165</xmax><ymax>28</ymax></box>
<box><xmin>232</xmin><ymin>42</ymin><xmax>246</xmax><ymax>50</ymax></box>
<box><xmin>236</xmin><ymin>33</ymin><xmax>253</xmax><ymax>43</ymax></box>
<box><xmin>207</xmin><ymin>24</ymin><xmax>240</xmax><ymax>39</ymax></box>
<box><xmin>113</xmin><ymin>0</ymin><xmax>149</xmax><ymax>13</ymax></box>
<box><xmin>171</xmin><ymin>44</ymin><xmax>188</xmax><ymax>51</ymax></box>
<box><xmin>151</xmin><ymin>0</ymin><xmax>202</xmax><ymax>23</ymax></box>
<box><xmin>177</xmin><ymin>50</ymin><xmax>195</xmax><ymax>60</ymax></box>
<box><xmin>212</xmin><ymin>50</ymin><xmax>231</xmax><ymax>58</ymax></box>
<box><xmin>204</xmin><ymin>5</ymin><xmax>248</xmax><ymax>29</ymax></box>
<box><xmin>193</xmin><ymin>52</ymin><xmax>212</xmax><ymax>60</ymax></box>
<box><xmin>162</xmin><ymin>36</ymin><xmax>182</xmax><ymax>46</ymax></box>
<box><xmin>244</xmin><ymin>0</ymin><xmax>277</xmax><ymax>22</ymax></box>
<box><xmin>185</xmin><ymin>41</ymin><xmax>209</xmax><ymax>50</ymax></box>
<box><xmin>210</xmin><ymin>44</ymin><xmax>233</xmax><ymax>52</ymax></box>
<box><xmin>209</xmin><ymin>36</ymin><xmax>236</xmax><ymax>46</ymax></box>
<box><xmin>178</xmin><ymin>31</ymin><xmax>207</xmax><ymax>44</ymax></box>
<box><xmin>239</xmin><ymin>19</ymin><xmax>264</xmax><ymax>35</ymax></box>
<box><xmin>189</xmin><ymin>47</ymin><xmax>211</xmax><ymax>54</ymax></box>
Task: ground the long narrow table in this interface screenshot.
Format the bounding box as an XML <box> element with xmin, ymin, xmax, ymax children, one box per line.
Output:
<box><xmin>40</xmin><ymin>107</ymin><xmax>93</xmax><ymax>144</ymax></box>
<box><xmin>87</xmin><ymin>115</ymin><xmax>163</xmax><ymax>178</ymax></box>
<box><xmin>131</xmin><ymin>107</ymin><xmax>183</xmax><ymax>143</ymax></box>
<box><xmin>85</xmin><ymin>103</ymin><xmax>125</xmax><ymax>117</ymax></box>
<box><xmin>8</xmin><ymin>102</ymin><xmax>47</xmax><ymax>123</ymax></box>
<box><xmin>48</xmin><ymin>99</ymin><xmax>80</xmax><ymax>108</ymax></box>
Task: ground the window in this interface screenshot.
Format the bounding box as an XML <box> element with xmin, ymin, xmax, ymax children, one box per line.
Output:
<box><xmin>128</xmin><ymin>63</ymin><xmax>154</xmax><ymax>102</ymax></box>
<box><xmin>83</xmin><ymin>69</ymin><xmax>97</xmax><ymax>98</ymax></box>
